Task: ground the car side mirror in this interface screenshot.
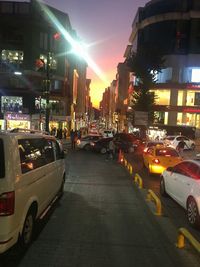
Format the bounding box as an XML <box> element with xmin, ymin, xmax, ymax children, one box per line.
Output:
<box><xmin>167</xmin><ymin>166</ymin><xmax>173</xmax><ymax>172</ymax></box>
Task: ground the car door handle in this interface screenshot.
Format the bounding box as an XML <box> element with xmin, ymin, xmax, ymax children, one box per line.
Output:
<box><xmin>187</xmin><ymin>183</ymin><xmax>190</xmax><ymax>186</ymax></box>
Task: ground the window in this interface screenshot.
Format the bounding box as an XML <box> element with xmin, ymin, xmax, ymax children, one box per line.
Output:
<box><xmin>186</xmin><ymin>163</ymin><xmax>200</xmax><ymax>180</ymax></box>
<box><xmin>1</xmin><ymin>3</ymin><xmax>13</xmax><ymax>14</ymax></box>
<box><xmin>18</xmin><ymin>138</ymin><xmax>55</xmax><ymax>174</ymax></box>
<box><xmin>44</xmin><ymin>139</ymin><xmax>54</xmax><ymax>163</ymax></box>
<box><xmin>52</xmin><ymin>140</ymin><xmax>62</xmax><ymax>160</ymax></box>
<box><xmin>1</xmin><ymin>50</ymin><xmax>23</xmax><ymax>64</ymax></box>
<box><xmin>14</xmin><ymin>3</ymin><xmax>29</xmax><ymax>14</ymax></box>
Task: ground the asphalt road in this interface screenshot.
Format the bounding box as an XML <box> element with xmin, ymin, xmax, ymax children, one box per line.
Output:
<box><xmin>1</xmin><ymin>149</ymin><xmax>200</xmax><ymax>267</ymax></box>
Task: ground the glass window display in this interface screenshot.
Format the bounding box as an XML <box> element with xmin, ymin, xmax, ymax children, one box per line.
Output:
<box><xmin>1</xmin><ymin>96</ymin><xmax>23</xmax><ymax>113</ymax></box>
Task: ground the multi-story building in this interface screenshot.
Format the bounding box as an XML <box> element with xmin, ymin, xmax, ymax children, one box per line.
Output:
<box><xmin>124</xmin><ymin>0</ymin><xmax>200</xmax><ymax>135</ymax></box>
<box><xmin>0</xmin><ymin>0</ymin><xmax>87</xmax><ymax>133</ymax></box>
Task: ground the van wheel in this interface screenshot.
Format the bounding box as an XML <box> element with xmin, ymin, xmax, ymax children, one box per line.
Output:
<box><xmin>20</xmin><ymin>210</ymin><xmax>35</xmax><ymax>249</ymax></box>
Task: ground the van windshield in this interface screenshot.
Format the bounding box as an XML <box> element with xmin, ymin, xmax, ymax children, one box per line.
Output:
<box><xmin>0</xmin><ymin>139</ymin><xmax>5</xmax><ymax>178</ymax></box>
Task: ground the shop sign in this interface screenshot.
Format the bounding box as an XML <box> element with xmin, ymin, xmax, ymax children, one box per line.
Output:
<box><xmin>5</xmin><ymin>113</ymin><xmax>30</xmax><ymax>121</ymax></box>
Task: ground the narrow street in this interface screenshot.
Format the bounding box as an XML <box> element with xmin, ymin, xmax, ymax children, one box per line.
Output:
<box><xmin>1</xmin><ymin>149</ymin><xmax>199</xmax><ymax>267</ymax></box>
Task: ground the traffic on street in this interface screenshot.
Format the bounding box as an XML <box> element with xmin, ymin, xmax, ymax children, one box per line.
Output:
<box><xmin>1</xmin><ymin>136</ymin><xmax>200</xmax><ymax>266</ymax></box>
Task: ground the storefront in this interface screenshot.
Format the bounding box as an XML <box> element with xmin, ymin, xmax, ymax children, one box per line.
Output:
<box><xmin>5</xmin><ymin>113</ymin><xmax>30</xmax><ymax>130</ymax></box>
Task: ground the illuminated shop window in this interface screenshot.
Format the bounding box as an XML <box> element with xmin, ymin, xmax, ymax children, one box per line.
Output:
<box><xmin>191</xmin><ymin>69</ymin><xmax>200</xmax><ymax>83</ymax></box>
<box><xmin>151</xmin><ymin>90</ymin><xmax>170</xmax><ymax>105</ymax></box>
<box><xmin>177</xmin><ymin>113</ymin><xmax>183</xmax><ymax>125</ymax></box>
<box><xmin>1</xmin><ymin>50</ymin><xmax>23</xmax><ymax>63</ymax></box>
<box><xmin>186</xmin><ymin>91</ymin><xmax>195</xmax><ymax>106</ymax></box>
<box><xmin>164</xmin><ymin>112</ymin><xmax>168</xmax><ymax>125</ymax></box>
<box><xmin>177</xmin><ymin>91</ymin><xmax>183</xmax><ymax>106</ymax></box>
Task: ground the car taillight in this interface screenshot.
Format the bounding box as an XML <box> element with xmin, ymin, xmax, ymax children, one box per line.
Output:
<box><xmin>153</xmin><ymin>158</ymin><xmax>160</xmax><ymax>164</ymax></box>
<box><xmin>0</xmin><ymin>191</ymin><xmax>15</xmax><ymax>216</ymax></box>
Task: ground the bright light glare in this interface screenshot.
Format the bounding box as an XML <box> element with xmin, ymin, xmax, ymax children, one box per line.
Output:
<box><xmin>37</xmin><ymin>1</ymin><xmax>109</xmax><ymax>85</ymax></box>
<box><xmin>192</xmin><ymin>69</ymin><xmax>200</xmax><ymax>82</ymax></box>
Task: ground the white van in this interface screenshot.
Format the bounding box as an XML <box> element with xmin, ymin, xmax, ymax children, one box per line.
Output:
<box><xmin>0</xmin><ymin>129</ymin><xmax>66</xmax><ymax>254</ymax></box>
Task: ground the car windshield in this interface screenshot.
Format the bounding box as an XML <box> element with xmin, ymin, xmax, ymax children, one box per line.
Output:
<box><xmin>156</xmin><ymin>148</ymin><xmax>179</xmax><ymax>157</ymax></box>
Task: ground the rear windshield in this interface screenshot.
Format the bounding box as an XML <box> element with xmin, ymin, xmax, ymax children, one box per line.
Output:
<box><xmin>156</xmin><ymin>149</ymin><xmax>179</xmax><ymax>157</ymax></box>
<box><xmin>0</xmin><ymin>139</ymin><xmax>5</xmax><ymax>178</ymax></box>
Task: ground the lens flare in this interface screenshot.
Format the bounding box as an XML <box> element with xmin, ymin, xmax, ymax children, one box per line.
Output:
<box><xmin>37</xmin><ymin>1</ymin><xmax>109</xmax><ymax>85</ymax></box>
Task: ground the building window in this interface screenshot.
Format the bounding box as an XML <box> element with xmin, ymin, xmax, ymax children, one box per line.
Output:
<box><xmin>191</xmin><ymin>69</ymin><xmax>200</xmax><ymax>83</ymax></box>
<box><xmin>186</xmin><ymin>91</ymin><xmax>195</xmax><ymax>106</ymax></box>
<box><xmin>151</xmin><ymin>89</ymin><xmax>170</xmax><ymax>105</ymax></box>
<box><xmin>40</xmin><ymin>32</ymin><xmax>48</xmax><ymax>50</ymax></box>
<box><xmin>1</xmin><ymin>50</ymin><xmax>23</xmax><ymax>64</ymax></box>
<box><xmin>177</xmin><ymin>90</ymin><xmax>184</xmax><ymax>106</ymax></box>
<box><xmin>1</xmin><ymin>96</ymin><xmax>23</xmax><ymax>113</ymax></box>
<box><xmin>14</xmin><ymin>3</ymin><xmax>29</xmax><ymax>14</ymax></box>
<box><xmin>1</xmin><ymin>3</ymin><xmax>13</xmax><ymax>14</ymax></box>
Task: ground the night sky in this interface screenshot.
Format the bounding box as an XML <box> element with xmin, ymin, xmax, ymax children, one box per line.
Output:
<box><xmin>44</xmin><ymin>0</ymin><xmax>150</xmax><ymax>106</ymax></box>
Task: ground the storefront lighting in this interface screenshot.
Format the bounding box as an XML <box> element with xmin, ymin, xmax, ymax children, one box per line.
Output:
<box><xmin>14</xmin><ymin>71</ymin><xmax>22</xmax><ymax>75</ymax></box>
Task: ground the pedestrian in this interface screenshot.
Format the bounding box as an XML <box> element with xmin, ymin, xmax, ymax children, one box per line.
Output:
<box><xmin>63</xmin><ymin>128</ymin><xmax>67</xmax><ymax>139</ymax></box>
<box><xmin>108</xmin><ymin>139</ymin><xmax>115</xmax><ymax>160</ymax></box>
<box><xmin>176</xmin><ymin>139</ymin><xmax>186</xmax><ymax>156</ymax></box>
<box><xmin>70</xmin><ymin>129</ymin><xmax>75</xmax><ymax>150</ymax></box>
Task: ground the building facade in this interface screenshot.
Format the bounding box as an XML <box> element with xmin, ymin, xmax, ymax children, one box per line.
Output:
<box><xmin>0</xmin><ymin>0</ymin><xmax>87</xmax><ymax>133</ymax></box>
<box><xmin>125</xmin><ymin>0</ymin><xmax>200</xmax><ymax>135</ymax></box>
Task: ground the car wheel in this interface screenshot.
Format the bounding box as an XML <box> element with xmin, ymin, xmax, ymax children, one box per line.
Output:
<box><xmin>84</xmin><ymin>144</ymin><xmax>91</xmax><ymax>151</ymax></box>
<box><xmin>191</xmin><ymin>144</ymin><xmax>195</xmax><ymax>150</ymax></box>
<box><xmin>100</xmin><ymin>147</ymin><xmax>107</xmax><ymax>154</ymax></box>
<box><xmin>160</xmin><ymin>177</ymin><xmax>168</xmax><ymax>197</ymax></box>
<box><xmin>20</xmin><ymin>209</ymin><xmax>35</xmax><ymax>249</ymax></box>
<box><xmin>187</xmin><ymin>197</ymin><xmax>200</xmax><ymax>228</ymax></box>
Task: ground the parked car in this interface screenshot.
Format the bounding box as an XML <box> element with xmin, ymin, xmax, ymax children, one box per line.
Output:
<box><xmin>113</xmin><ymin>133</ymin><xmax>143</xmax><ymax>153</ymax></box>
<box><xmin>0</xmin><ymin>129</ymin><xmax>66</xmax><ymax>254</ymax></box>
<box><xmin>76</xmin><ymin>134</ymin><xmax>102</xmax><ymax>150</ymax></box>
<box><xmin>143</xmin><ymin>145</ymin><xmax>182</xmax><ymax>175</ymax></box>
<box><xmin>163</xmin><ymin>135</ymin><xmax>195</xmax><ymax>150</ymax></box>
<box><xmin>160</xmin><ymin>160</ymin><xmax>200</xmax><ymax>227</ymax></box>
<box><xmin>90</xmin><ymin>137</ymin><xmax>113</xmax><ymax>154</ymax></box>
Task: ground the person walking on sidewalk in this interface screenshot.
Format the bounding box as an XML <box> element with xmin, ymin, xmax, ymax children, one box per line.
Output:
<box><xmin>108</xmin><ymin>139</ymin><xmax>115</xmax><ymax>160</ymax></box>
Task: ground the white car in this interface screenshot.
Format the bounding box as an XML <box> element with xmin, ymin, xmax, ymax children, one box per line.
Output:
<box><xmin>76</xmin><ymin>135</ymin><xmax>102</xmax><ymax>150</ymax></box>
<box><xmin>163</xmin><ymin>135</ymin><xmax>195</xmax><ymax>150</ymax></box>
<box><xmin>160</xmin><ymin>159</ymin><xmax>200</xmax><ymax>227</ymax></box>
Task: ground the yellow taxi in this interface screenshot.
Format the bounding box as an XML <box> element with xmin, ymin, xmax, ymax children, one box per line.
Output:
<box><xmin>143</xmin><ymin>145</ymin><xmax>182</xmax><ymax>175</ymax></box>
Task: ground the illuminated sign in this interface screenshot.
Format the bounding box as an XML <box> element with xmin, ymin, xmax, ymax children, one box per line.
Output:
<box><xmin>5</xmin><ymin>113</ymin><xmax>30</xmax><ymax>120</ymax></box>
<box><xmin>183</xmin><ymin>108</ymin><xmax>200</xmax><ymax>113</ymax></box>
